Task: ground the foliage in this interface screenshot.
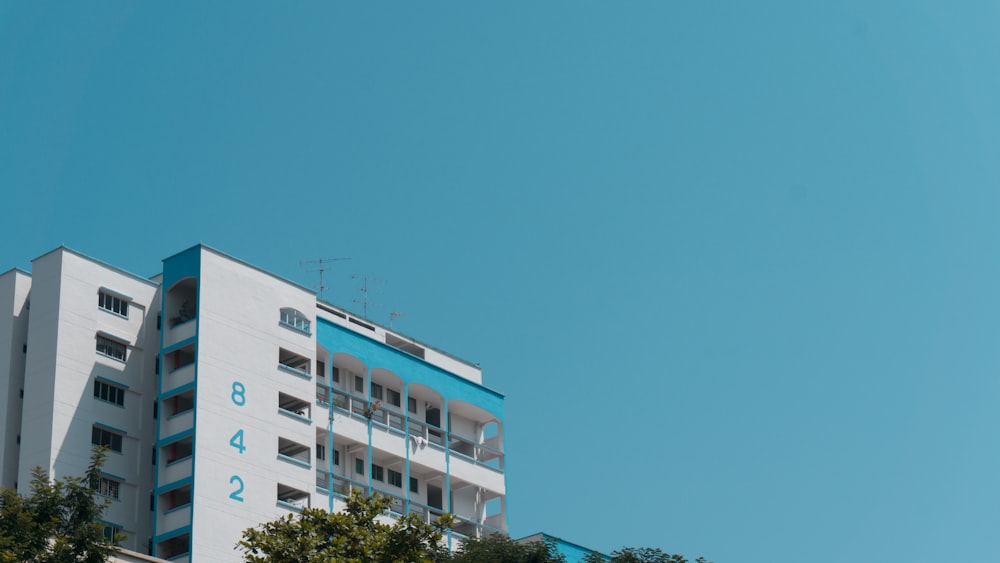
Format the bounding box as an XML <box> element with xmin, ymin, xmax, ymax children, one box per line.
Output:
<box><xmin>0</xmin><ymin>449</ymin><xmax>120</xmax><ymax>563</ymax></box>
<box><xmin>450</xmin><ymin>533</ymin><xmax>565</xmax><ymax>563</ymax></box>
<box><xmin>238</xmin><ymin>489</ymin><xmax>453</xmax><ymax>563</ymax></box>
<box><xmin>583</xmin><ymin>547</ymin><xmax>712</xmax><ymax>563</ymax></box>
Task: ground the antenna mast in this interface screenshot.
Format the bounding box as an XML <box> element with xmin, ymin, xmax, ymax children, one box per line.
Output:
<box><xmin>351</xmin><ymin>274</ymin><xmax>382</xmax><ymax>318</ymax></box>
<box><xmin>301</xmin><ymin>257</ymin><xmax>351</xmax><ymax>300</ymax></box>
<box><xmin>390</xmin><ymin>311</ymin><xmax>404</xmax><ymax>328</ymax></box>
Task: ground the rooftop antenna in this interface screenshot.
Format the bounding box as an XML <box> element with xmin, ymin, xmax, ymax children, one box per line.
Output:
<box><xmin>389</xmin><ymin>311</ymin><xmax>404</xmax><ymax>328</ymax></box>
<box><xmin>351</xmin><ymin>274</ymin><xmax>382</xmax><ymax>318</ymax></box>
<box><xmin>301</xmin><ymin>257</ymin><xmax>351</xmax><ymax>300</ymax></box>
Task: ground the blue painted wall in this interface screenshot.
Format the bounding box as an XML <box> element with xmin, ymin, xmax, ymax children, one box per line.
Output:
<box><xmin>317</xmin><ymin>319</ymin><xmax>504</xmax><ymax>420</ymax></box>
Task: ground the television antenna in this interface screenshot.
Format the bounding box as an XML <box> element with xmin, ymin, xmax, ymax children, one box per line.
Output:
<box><xmin>351</xmin><ymin>274</ymin><xmax>383</xmax><ymax>318</ymax></box>
<box><xmin>301</xmin><ymin>257</ymin><xmax>351</xmax><ymax>300</ymax></box>
<box><xmin>389</xmin><ymin>311</ymin><xmax>404</xmax><ymax>328</ymax></box>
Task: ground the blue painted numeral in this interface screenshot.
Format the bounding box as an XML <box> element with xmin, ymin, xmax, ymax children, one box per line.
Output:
<box><xmin>231</xmin><ymin>381</ymin><xmax>246</xmax><ymax>406</ymax></box>
<box><xmin>229</xmin><ymin>475</ymin><xmax>245</xmax><ymax>502</ymax></box>
<box><xmin>230</xmin><ymin>429</ymin><xmax>246</xmax><ymax>454</ymax></box>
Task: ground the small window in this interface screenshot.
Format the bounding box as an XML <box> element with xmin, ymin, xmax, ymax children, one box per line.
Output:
<box><xmin>387</xmin><ymin>389</ymin><xmax>401</xmax><ymax>408</ymax></box>
<box><xmin>93</xmin><ymin>380</ymin><xmax>125</xmax><ymax>407</ymax></box>
<box><xmin>408</xmin><ymin>397</ymin><xmax>417</xmax><ymax>414</ymax></box>
<box><xmin>98</xmin><ymin>291</ymin><xmax>129</xmax><ymax>317</ymax></box>
<box><xmin>96</xmin><ymin>477</ymin><xmax>121</xmax><ymax>499</ymax></box>
<box><xmin>331</xmin><ymin>367</ymin><xmax>340</xmax><ymax>384</ymax></box>
<box><xmin>371</xmin><ymin>383</ymin><xmax>383</xmax><ymax>401</ymax></box>
<box><xmin>334</xmin><ymin>450</ymin><xmax>340</xmax><ymax>466</ymax></box>
<box><xmin>355</xmin><ymin>458</ymin><xmax>364</xmax><ymax>476</ymax></box>
<box><xmin>388</xmin><ymin>469</ymin><xmax>402</xmax><ymax>488</ymax></box>
<box><xmin>279</xmin><ymin>308</ymin><xmax>311</xmax><ymax>333</ymax></box>
<box><xmin>372</xmin><ymin>464</ymin><xmax>384</xmax><ymax>482</ymax></box>
<box><xmin>410</xmin><ymin>477</ymin><xmax>419</xmax><ymax>493</ymax></box>
<box><xmin>92</xmin><ymin>426</ymin><xmax>123</xmax><ymax>453</ymax></box>
<box><xmin>354</xmin><ymin>375</ymin><xmax>364</xmax><ymax>394</ymax></box>
<box><xmin>102</xmin><ymin>525</ymin><xmax>121</xmax><ymax>544</ymax></box>
<box><xmin>96</xmin><ymin>335</ymin><xmax>127</xmax><ymax>362</ymax></box>
<box><xmin>316</xmin><ymin>444</ymin><xmax>325</xmax><ymax>461</ymax></box>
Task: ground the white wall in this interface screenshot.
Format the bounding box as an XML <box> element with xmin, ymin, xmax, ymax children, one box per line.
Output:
<box><xmin>0</xmin><ymin>269</ymin><xmax>30</xmax><ymax>489</ymax></box>
<box><xmin>19</xmin><ymin>249</ymin><xmax>160</xmax><ymax>554</ymax></box>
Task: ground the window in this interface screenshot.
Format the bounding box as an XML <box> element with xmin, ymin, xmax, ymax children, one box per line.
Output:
<box><xmin>316</xmin><ymin>444</ymin><xmax>325</xmax><ymax>461</ymax></box>
<box><xmin>410</xmin><ymin>477</ymin><xmax>419</xmax><ymax>493</ymax></box>
<box><xmin>279</xmin><ymin>308</ymin><xmax>311</xmax><ymax>333</ymax></box>
<box><xmin>96</xmin><ymin>335</ymin><xmax>127</xmax><ymax>362</ymax></box>
<box><xmin>96</xmin><ymin>477</ymin><xmax>120</xmax><ymax>499</ymax></box>
<box><xmin>388</xmin><ymin>469</ymin><xmax>402</xmax><ymax>488</ymax></box>
<box><xmin>372</xmin><ymin>464</ymin><xmax>384</xmax><ymax>482</ymax></box>
<box><xmin>408</xmin><ymin>397</ymin><xmax>417</xmax><ymax>414</ymax></box>
<box><xmin>387</xmin><ymin>389</ymin><xmax>401</xmax><ymax>408</ymax></box>
<box><xmin>354</xmin><ymin>375</ymin><xmax>364</xmax><ymax>394</ymax></box>
<box><xmin>334</xmin><ymin>450</ymin><xmax>340</xmax><ymax>466</ymax></box>
<box><xmin>98</xmin><ymin>291</ymin><xmax>129</xmax><ymax>317</ymax></box>
<box><xmin>93</xmin><ymin>380</ymin><xmax>125</xmax><ymax>407</ymax></box>
<box><xmin>355</xmin><ymin>458</ymin><xmax>364</xmax><ymax>476</ymax></box>
<box><xmin>331</xmin><ymin>366</ymin><xmax>340</xmax><ymax>384</ymax></box>
<box><xmin>92</xmin><ymin>426</ymin><xmax>123</xmax><ymax>453</ymax></box>
<box><xmin>371</xmin><ymin>383</ymin><xmax>383</xmax><ymax>401</ymax></box>
<box><xmin>102</xmin><ymin>525</ymin><xmax>121</xmax><ymax>544</ymax></box>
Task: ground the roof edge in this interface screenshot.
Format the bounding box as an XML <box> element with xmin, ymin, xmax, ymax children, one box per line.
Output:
<box><xmin>32</xmin><ymin>246</ymin><xmax>159</xmax><ymax>288</ymax></box>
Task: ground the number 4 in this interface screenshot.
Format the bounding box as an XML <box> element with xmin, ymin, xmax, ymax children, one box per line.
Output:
<box><xmin>230</xmin><ymin>429</ymin><xmax>246</xmax><ymax>454</ymax></box>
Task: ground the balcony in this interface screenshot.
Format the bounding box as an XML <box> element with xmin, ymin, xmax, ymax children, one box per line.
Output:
<box><xmin>159</xmin><ymin>436</ymin><xmax>193</xmax><ymax>485</ymax></box>
<box><xmin>276</xmin><ymin>483</ymin><xmax>310</xmax><ymax>512</ymax></box>
<box><xmin>277</xmin><ymin>437</ymin><xmax>311</xmax><ymax>468</ymax></box>
<box><xmin>451</xmin><ymin>513</ymin><xmax>507</xmax><ymax>540</ymax></box>
<box><xmin>164</xmin><ymin>278</ymin><xmax>197</xmax><ymax>348</ymax></box>
<box><xmin>160</xmin><ymin>407</ymin><xmax>193</xmax><ymax>439</ymax></box>
<box><xmin>278</xmin><ymin>348</ymin><xmax>312</xmax><ymax>380</ymax></box>
<box><xmin>316</xmin><ymin>471</ymin><xmax>368</xmax><ymax>498</ymax></box>
<box><xmin>278</xmin><ymin>392</ymin><xmax>312</xmax><ymax>423</ymax></box>
<box><xmin>448</xmin><ymin>432</ymin><xmax>504</xmax><ymax>472</ymax></box>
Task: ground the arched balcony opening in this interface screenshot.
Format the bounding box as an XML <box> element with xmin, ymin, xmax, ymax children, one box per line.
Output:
<box><xmin>369</xmin><ymin>368</ymin><xmax>405</xmax><ymax>432</ymax></box>
<box><xmin>447</xmin><ymin>400</ymin><xmax>504</xmax><ymax>472</ymax></box>
<box><xmin>329</xmin><ymin>353</ymin><xmax>367</xmax><ymax>416</ymax></box>
<box><xmin>315</xmin><ymin>344</ymin><xmax>331</xmax><ymax>405</ymax></box>
<box><xmin>408</xmin><ymin>383</ymin><xmax>445</xmax><ymax>448</ymax></box>
<box><xmin>164</xmin><ymin>278</ymin><xmax>197</xmax><ymax>328</ymax></box>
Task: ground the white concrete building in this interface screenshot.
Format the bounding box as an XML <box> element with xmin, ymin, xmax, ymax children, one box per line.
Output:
<box><xmin>0</xmin><ymin>245</ymin><xmax>507</xmax><ymax>562</ymax></box>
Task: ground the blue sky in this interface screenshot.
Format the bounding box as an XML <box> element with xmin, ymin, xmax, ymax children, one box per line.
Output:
<box><xmin>3</xmin><ymin>2</ymin><xmax>1000</xmax><ymax>561</ymax></box>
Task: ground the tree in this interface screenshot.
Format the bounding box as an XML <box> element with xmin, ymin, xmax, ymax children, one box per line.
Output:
<box><xmin>583</xmin><ymin>547</ymin><xmax>713</xmax><ymax>563</ymax></box>
<box><xmin>238</xmin><ymin>489</ymin><xmax>453</xmax><ymax>563</ymax></box>
<box><xmin>0</xmin><ymin>449</ymin><xmax>120</xmax><ymax>563</ymax></box>
<box><xmin>450</xmin><ymin>534</ymin><xmax>566</xmax><ymax>563</ymax></box>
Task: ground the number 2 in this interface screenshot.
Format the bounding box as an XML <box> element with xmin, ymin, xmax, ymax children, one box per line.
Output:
<box><xmin>229</xmin><ymin>475</ymin><xmax>244</xmax><ymax>502</ymax></box>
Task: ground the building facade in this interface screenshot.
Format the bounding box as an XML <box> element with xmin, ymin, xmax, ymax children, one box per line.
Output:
<box><xmin>0</xmin><ymin>245</ymin><xmax>507</xmax><ymax>562</ymax></box>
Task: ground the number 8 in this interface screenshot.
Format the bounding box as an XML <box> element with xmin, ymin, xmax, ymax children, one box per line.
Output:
<box><xmin>231</xmin><ymin>381</ymin><xmax>246</xmax><ymax>406</ymax></box>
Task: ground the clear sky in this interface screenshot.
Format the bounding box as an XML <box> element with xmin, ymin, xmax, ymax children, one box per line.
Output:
<box><xmin>2</xmin><ymin>2</ymin><xmax>1000</xmax><ymax>562</ymax></box>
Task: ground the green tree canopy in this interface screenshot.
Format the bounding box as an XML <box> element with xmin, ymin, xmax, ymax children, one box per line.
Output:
<box><xmin>238</xmin><ymin>490</ymin><xmax>453</xmax><ymax>563</ymax></box>
<box><xmin>0</xmin><ymin>449</ymin><xmax>119</xmax><ymax>563</ymax></box>
<box><xmin>451</xmin><ymin>533</ymin><xmax>565</xmax><ymax>563</ymax></box>
<box><xmin>583</xmin><ymin>547</ymin><xmax>712</xmax><ymax>563</ymax></box>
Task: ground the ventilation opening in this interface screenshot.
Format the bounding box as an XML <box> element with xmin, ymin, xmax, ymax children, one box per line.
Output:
<box><xmin>385</xmin><ymin>334</ymin><xmax>425</xmax><ymax>359</ymax></box>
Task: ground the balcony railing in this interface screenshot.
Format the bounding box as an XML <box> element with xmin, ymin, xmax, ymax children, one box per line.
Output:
<box><xmin>316</xmin><ymin>385</ymin><xmax>505</xmax><ymax>473</ymax></box>
<box><xmin>316</xmin><ymin>471</ymin><xmax>368</xmax><ymax>498</ymax></box>
<box><xmin>448</xmin><ymin>432</ymin><xmax>505</xmax><ymax>472</ymax></box>
<box><xmin>451</xmin><ymin>513</ymin><xmax>507</xmax><ymax>539</ymax></box>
